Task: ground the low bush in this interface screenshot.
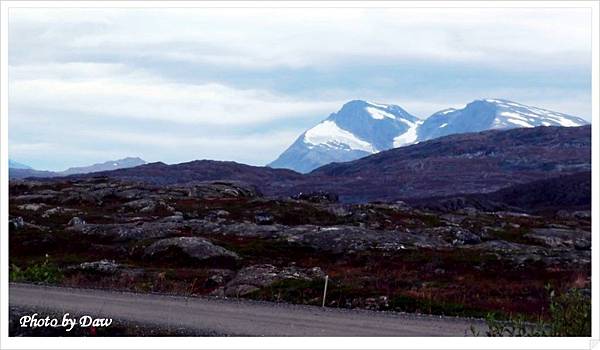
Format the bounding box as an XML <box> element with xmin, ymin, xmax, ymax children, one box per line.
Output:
<box><xmin>10</xmin><ymin>258</ymin><xmax>63</xmax><ymax>284</ymax></box>
<box><xmin>389</xmin><ymin>295</ymin><xmax>488</xmax><ymax>318</ymax></box>
<box><xmin>473</xmin><ymin>285</ymin><xmax>591</xmax><ymax>337</ymax></box>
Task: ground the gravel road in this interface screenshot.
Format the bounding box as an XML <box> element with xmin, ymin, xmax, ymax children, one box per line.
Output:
<box><xmin>9</xmin><ymin>283</ymin><xmax>486</xmax><ymax>336</ymax></box>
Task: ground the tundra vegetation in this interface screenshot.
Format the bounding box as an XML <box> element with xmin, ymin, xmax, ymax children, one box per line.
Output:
<box><xmin>9</xmin><ymin>176</ymin><xmax>591</xmax><ymax>336</ymax></box>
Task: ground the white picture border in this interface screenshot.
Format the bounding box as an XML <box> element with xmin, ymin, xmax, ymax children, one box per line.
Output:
<box><xmin>0</xmin><ymin>1</ymin><xmax>598</xmax><ymax>349</ymax></box>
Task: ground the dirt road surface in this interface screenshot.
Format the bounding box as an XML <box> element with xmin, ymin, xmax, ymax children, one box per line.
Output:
<box><xmin>9</xmin><ymin>283</ymin><xmax>485</xmax><ymax>336</ymax></box>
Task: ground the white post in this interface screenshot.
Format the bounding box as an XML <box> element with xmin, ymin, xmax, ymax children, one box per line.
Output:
<box><xmin>322</xmin><ymin>275</ymin><xmax>329</xmax><ymax>308</ymax></box>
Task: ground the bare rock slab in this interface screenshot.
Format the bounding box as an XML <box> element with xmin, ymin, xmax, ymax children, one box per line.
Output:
<box><xmin>144</xmin><ymin>237</ymin><xmax>240</xmax><ymax>267</ymax></box>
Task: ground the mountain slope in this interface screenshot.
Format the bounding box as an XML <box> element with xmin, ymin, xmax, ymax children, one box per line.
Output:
<box><xmin>269</xmin><ymin>100</ymin><xmax>421</xmax><ymax>173</ymax></box>
<box><xmin>418</xmin><ymin>99</ymin><xmax>588</xmax><ymax>141</ymax></box>
<box><xmin>408</xmin><ymin>171</ymin><xmax>591</xmax><ymax>214</ymax></box>
<box><xmin>306</xmin><ymin>125</ymin><xmax>591</xmax><ymax>202</ymax></box>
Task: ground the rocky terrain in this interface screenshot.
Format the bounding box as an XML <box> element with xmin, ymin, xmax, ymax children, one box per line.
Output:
<box><xmin>9</xmin><ymin>175</ymin><xmax>590</xmax><ymax>320</ymax></box>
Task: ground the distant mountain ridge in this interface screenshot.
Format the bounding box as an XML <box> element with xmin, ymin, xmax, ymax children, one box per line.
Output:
<box><xmin>9</xmin><ymin>157</ymin><xmax>147</xmax><ymax>179</ymax></box>
<box><xmin>270</xmin><ymin>98</ymin><xmax>588</xmax><ymax>173</ymax></box>
<box><xmin>51</xmin><ymin>125</ymin><xmax>591</xmax><ymax>204</ymax></box>
<box><xmin>61</xmin><ymin>157</ymin><xmax>147</xmax><ymax>176</ymax></box>
<box><xmin>8</xmin><ymin>160</ymin><xmax>32</xmax><ymax>169</ymax></box>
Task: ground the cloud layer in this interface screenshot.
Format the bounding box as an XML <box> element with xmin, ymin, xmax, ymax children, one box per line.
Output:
<box><xmin>8</xmin><ymin>7</ymin><xmax>592</xmax><ymax>170</ymax></box>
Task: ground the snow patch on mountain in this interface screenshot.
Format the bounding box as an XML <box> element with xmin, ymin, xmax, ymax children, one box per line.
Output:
<box><xmin>485</xmin><ymin>99</ymin><xmax>586</xmax><ymax>128</ymax></box>
<box><xmin>304</xmin><ymin>120</ymin><xmax>376</xmax><ymax>153</ymax></box>
<box><xmin>366</xmin><ymin>107</ymin><xmax>396</xmax><ymax>120</ymax></box>
<box><xmin>366</xmin><ymin>101</ymin><xmax>389</xmax><ymax>108</ymax></box>
<box><xmin>506</xmin><ymin>118</ymin><xmax>533</xmax><ymax>128</ymax></box>
<box><xmin>393</xmin><ymin>120</ymin><xmax>423</xmax><ymax>147</ymax></box>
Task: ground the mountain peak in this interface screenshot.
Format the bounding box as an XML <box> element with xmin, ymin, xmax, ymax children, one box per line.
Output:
<box><xmin>269</xmin><ymin>100</ymin><xmax>420</xmax><ymax>173</ymax></box>
<box><xmin>341</xmin><ymin>99</ymin><xmax>370</xmax><ymax>107</ymax></box>
<box><xmin>335</xmin><ymin>100</ymin><xmax>416</xmax><ymax>120</ymax></box>
<box><xmin>270</xmin><ymin>98</ymin><xmax>588</xmax><ymax>174</ymax></box>
<box><xmin>417</xmin><ymin>98</ymin><xmax>588</xmax><ymax>141</ymax></box>
<box><xmin>341</xmin><ymin>99</ymin><xmax>392</xmax><ymax>109</ymax></box>
<box><xmin>335</xmin><ymin>100</ymin><xmax>391</xmax><ymax>119</ymax></box>
<box><xmin>120</xmin><ymin>156</ymin><xmax>146</xmax><ymax>162</ymax></box>
<box><xmin>482</xmin><ymin>98</ymin><xmax>512</xmax><ymax>104</ymax></box>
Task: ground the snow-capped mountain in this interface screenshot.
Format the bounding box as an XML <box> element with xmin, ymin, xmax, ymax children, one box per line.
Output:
<box><xmin>268</xmin><ymin>100</ymin><xmax>421</xmax><ymax>173</ymax></box>
<box><xmin>418</xmin><ymin>99</ymin><xmax>589</xmax><ymax>141</ymax></box>
<box><xmin>270</xmin><ymin>98</ymin><xmax>589</xmax><ymax>173</ymax></box>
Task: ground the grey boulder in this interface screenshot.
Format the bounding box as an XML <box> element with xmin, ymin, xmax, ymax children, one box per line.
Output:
<box><xmin>144</xmin><ymin>237</ymin><xmax>240</xmax><ymax>266</ymax></box>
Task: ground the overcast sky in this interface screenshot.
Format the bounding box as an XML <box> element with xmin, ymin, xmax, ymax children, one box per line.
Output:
<box><xmin>8</xmin><ymin>7</ymin><xmax>592</xmax><ymax>170</ymax></box>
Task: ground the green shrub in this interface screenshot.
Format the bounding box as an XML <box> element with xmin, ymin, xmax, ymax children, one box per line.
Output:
<box><xmin>248</xmin><ymin>278</ymin><xmax>325</xmax><ymax>305</ymax></box>
<box><xmin>389</xmin><ymin>295</ymin><xmax>487</xmax><ymax>318</ymax></box>
<box><xmin>473</xmin><ymin>285</ymin><xmax>591</xmax><ymax>337</ymax></box>
<box><xmin>475</xmin><ymin>312</ymin><xmax>547</xmax><ymax>337</ymax></box>
<box><xmin>545</xmin><ymin>286</ymin><xmax>591</xmax><ymax>336</ymax></box>
<box><xmin>10</xmin><ymin>258</ymin><xmax>63</xmax><ymax>284</ymax></box>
